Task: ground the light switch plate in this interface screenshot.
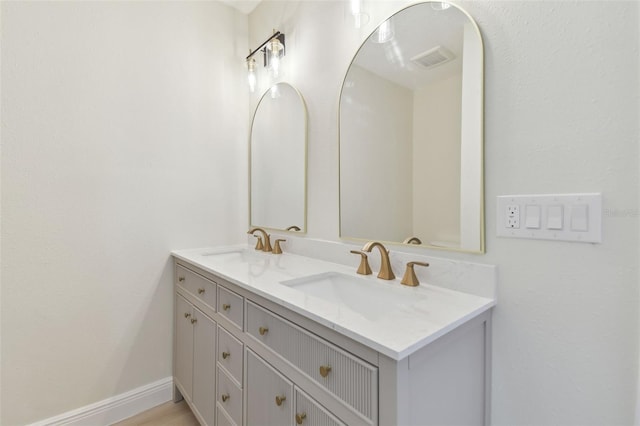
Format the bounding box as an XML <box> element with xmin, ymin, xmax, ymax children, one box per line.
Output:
<box><xmin>496</xmin><ymin>193</ymin><xmax>602</xmax><ymax>243</ymax></box>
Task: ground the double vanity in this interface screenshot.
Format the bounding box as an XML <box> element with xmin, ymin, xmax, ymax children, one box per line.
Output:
<box><xmin>172</xmin><ymin>239</ymin><xmax>495</xmax><ymax>426</ymax></box>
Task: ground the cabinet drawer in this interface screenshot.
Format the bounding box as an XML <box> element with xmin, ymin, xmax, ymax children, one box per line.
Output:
<box><xmin>176</xmin><ymin>265</ymin><xmax>216</xmax><ymax>310</ymax></box>
<box><xmin>217</xmin><ymin>366</ymin><xmax>242</xmax><ymax>426</ymax></box>
<box><xmin>295</xmin><ymin>387</ymin><xmax>346</xmax><ymax>426</ymax></box>
<box><xmin>246</xmin><ymin>301</ymin><xmax>378</xmax><ymax>422</ymax></box>
<box><xmin>216</xmin><ymin>402</ymin><xmax>236</xmax><ymax>426</ymax></box>
<box><xmin>218</xmin><ymin>325</ymin><xmax>243</xmax><ymax>384</ymax></box>
<box><xmin>217</xmin><ymin>286</ymin><xmax>244</xmax><ymax>329</ymax></box>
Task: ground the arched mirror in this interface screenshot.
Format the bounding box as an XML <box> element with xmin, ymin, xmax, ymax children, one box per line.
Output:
<box><xmin>339</xmin><ymin>1</ymin><xmax>484</xmax><ymax>253</ymax></box>
<box><xmin>250</xmin><ymin>83</ymin><xmax>307</xmax><ymax>232</ymax></box>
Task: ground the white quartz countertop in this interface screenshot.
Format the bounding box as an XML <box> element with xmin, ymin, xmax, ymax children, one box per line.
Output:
<box><xmin>172</xmin><ymin>245</ymin><xmax>495</xmax><ymax>360</ymax></box>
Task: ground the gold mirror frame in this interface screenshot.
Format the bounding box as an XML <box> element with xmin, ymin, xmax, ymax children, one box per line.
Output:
<box><xmin>249</xmin><ymin>82</ymin><xmax>308</xmax><ymax>233</ymax></box>
<box><xmin>338</xmin><ymin>1</ymin><xmax>485</xmax><ymax>253</ymax></box>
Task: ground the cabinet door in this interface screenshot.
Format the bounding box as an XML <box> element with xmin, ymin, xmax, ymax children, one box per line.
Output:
<box><xmin>175</xmin><ymin>294</ymin><xmax>194</xmax><ymax>401</ymax></box>
<box><xmin>294</xmin><ymin>387</ymin><xmax>346</xmax><ymax>426</ymax></box>
<box><xmin>247</xmin><ymin>349</ymin><xmax>293</xmax><ymax>426</ymax></box>
<box><xmin>192</xmin><ymin>308</ymin><xmax>216</xmax><ymax>426</ymax></box>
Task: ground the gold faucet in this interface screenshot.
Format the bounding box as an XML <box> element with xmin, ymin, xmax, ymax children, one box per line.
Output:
<box><xmin>362</xmin><ymin>241</ymin><xmax>395</xmax><ymax>280</ymax></box>
<box><xmin>247</xmin><ymin>227</ymin><xmax>272</xmax><ymax>252</ymax></box>
<box><xmin>350</xmin><ymin>250</ymin><xmax>372</xmax><ymax>275</ymax></box>
<box><xmin>403</xmin><ymin>236</ymin><xmax>422</xmax><ymax>245</ymax></box>
<box><xmin>286</xmin><ymin>225</ymin><xmax>301</xmax><ymax>231</ymax></box>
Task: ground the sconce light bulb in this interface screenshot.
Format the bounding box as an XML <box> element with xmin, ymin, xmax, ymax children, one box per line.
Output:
<box><xmin>375</xmin><ymin>19</ymin><xmax>394</xmax><ymax>43</ymax></box>
<box><xmin>266</xmin><ymin>37</ymin><xmax>284</xmax><ymax>78</ymax></box>
<box><xmin>247</xmin><ymin>57</ymin><xmax>257</xmax><ymax>92</ymax></box>
<box><xmin>270</xmin><ymin>54</ymin><xmax>280</xmax><ymax>78</ymax></box>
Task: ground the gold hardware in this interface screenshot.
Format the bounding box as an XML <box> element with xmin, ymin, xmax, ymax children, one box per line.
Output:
<box><xmin>403</xmin><ymin>236</ymin><xmax>422</xmax><ymax>245</ymax></box>
<box><xmin>350</xmin><ymin>250</ymin><xmax>372</xmax><ymax>275</ymax></box>
<box><xmin>221</xmin><ymin>394</ymin><xmax>229</xmax><ymax>402</ymax></box>
<box><xmin>259</xmin><ymin>326</ymin><xmax>269</xmax><ymax>336</ymax></box>
<box><xmin>178</xmin><ymin>277</ymin><xmax>185</xmax><ymax>282</ymax></box>
<box><xmin>198</xmin><ymin>288</ymin><xmax>205</xmax><ymax>294</ymax></box>
<box><xmin>273</xmin><ymin>239</ymin><xmax>286</xmax><ymax>254</ymax></box>
<box><xmin>286</xmin><ymin>225</ymin><xmax>301</xmax><ymax>231</ymax></box>
<box><xmin>222</xmin><ymin>303</ymin><xmax>231</xmax><ymax>311</ymax></box>
<box><xmin>362</xmin><ymin>241</ymin><xmax>395</xmax><ymax>280</ymax></box>
<box><xmin>275</xmin><ymin>395</ymin><xmax>286</xmax><ymax>406</ymax></box>
<box><xmin>254</xmin><ymin>235</ymin><xmax>264</xmax><ymax>251</ymax></box>
<box><xmin>319</xmin><ymin>365</ymin><xmax>332</xmax><ymax>378</ymax></box>
<box><xmin>295</xmin><ymin>413</ymin><xmax>307</xmax><ymax>424</ymax></box>
<box><xmin>248</xmin><ymin>227</ymin><xmax>272</xmax><ymax>252</ymax></box>
<box><xmin>222</xmin><ymin>351</ymin><xmax>230</xmax><ymax>359</ymax></box>
<box><xmin>191</xmin><ymin>318</ymin><xmax>197</xmax><ymax>324</ymax></box>
<box><xmin>401</xmin><ymin>261</ymin><xmax>430</xmax><ymax>286</ymax></box>
<box><xmin>184</xmin><ymin>312</ymin><xmax>191</xmax><ymax>318</ymax></box>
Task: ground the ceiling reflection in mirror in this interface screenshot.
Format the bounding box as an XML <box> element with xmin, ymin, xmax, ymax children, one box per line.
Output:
<box><xmin>339</xmin><ymin>1</ymin><xmax>484</xmax><ymax>253</ymax></box>
<box><xmin>250</xmin><ymin>83</ymin><xmax>307</xmax><ymax>232</ymax></box>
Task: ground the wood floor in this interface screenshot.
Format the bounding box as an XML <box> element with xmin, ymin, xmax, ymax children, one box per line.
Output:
<box><xmin>113</xmin><ymin>400</ymin><xmax>200</xmax><ymax>426</ymax></box>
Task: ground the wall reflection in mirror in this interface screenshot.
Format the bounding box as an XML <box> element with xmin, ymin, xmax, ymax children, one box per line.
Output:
<box><xmin>250</xmin><ymin>83</ymin><xmax>307</xmax><ymax>232</ymax></box>
<box><xmin>339</xmin><ymin>1</ymin><xmax>484</xmax><ymax>253</ymax></box>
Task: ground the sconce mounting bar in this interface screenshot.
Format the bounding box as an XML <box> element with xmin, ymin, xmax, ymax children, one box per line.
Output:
<box><xmin>246</xmin><ymin>31</ymin><xmax>285</xmax><ymax>61</ymax></box>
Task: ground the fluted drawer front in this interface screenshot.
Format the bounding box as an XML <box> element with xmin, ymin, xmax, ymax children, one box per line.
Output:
<box><xmin>217</xmin><ymin>367</ymin><xmax>242</xmax><ymax>426</ymax></box>
<box><xmin>247</xmin><ymin>301</ymin><xmax>377</xmax><ymax>422</ymax></box>
<box><xmin>217</xmin><ymin>285</ymin><xmax>244</xmax><ymax>329</ymax></box>
<box><xmin>176</xmin><ymin>265</ymin><xmax>216</xmax><ymax>310</ymax></box>
<box><xmin>295</xmin><ymin>387</ymin><xmax>346</xmax><ymax>426</ymax></box>
<box><xmin>218</xmin><ymin>324</ymin><xmax>243</xmax><ymax>384</ymax></box>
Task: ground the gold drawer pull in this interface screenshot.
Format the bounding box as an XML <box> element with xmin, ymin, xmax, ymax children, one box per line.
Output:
<box><xmin>178</xmin><ymin>277</ymin><xmax>185</xmax><ymax>282</ymax></box>
<box><xmin>184</xmin><ymin>312</ymin><xmax>191</xmax><ymax>318</ymax></box>
<box><xmin>275</xmin><ymin>395</ymin><xmax>286</xmax><ymax>406</ymax></box>
<box><xmin>198</xmin><ymin>288</ymin><xmax>205</xmax><ymax>294</ymax></box>
<box><xmin>319</xmin><ymin>365</ymin><xmax>332</xmax><ymax>378</ymax></box>
<box><xmin>221</xmin><ymin>394</ymin><xmax>229</xmax><ymax>402</ymax></box>
<box><xmin>190</xmin><ymin>318</ymin><xmax>197</xmax><ymax>324</ymax></box>
<box><xmin>259</xmin><ymin>327</ymin><xmax>269</xmax><ymax>336</ymax></box>
<box><xmin>222</xmin><ymin>303</ymin><xmax>231</xmax><ymax>311</ymax></box>
<box><xmin>295</xmin><ymin>413</ymin><xmax>306</xmax><ymax>425</ymax></box>
<box><xmin>222</xmin><ymin>351</ymin><xmax>230</xmax><ymax>360</ymax></box>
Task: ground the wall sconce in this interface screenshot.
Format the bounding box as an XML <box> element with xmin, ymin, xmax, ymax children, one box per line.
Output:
<box><xmin>246</xmin><ymin>30</ymin><xmax>286</xmax><ymax>91</ymax></box>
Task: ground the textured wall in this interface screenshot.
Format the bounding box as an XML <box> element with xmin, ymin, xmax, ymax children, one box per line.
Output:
<box><xmin>0</xmin><ymin>2</ymin><xmax>248</xmax><ymax>424</ymax></box>
<box><xmin>248</xmin><ymin>1</ymin><xmax>639</xmax><ymax>424</ymax></box>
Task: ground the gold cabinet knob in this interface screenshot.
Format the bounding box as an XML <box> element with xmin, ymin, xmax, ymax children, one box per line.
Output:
<box><xmin>222</xmin><ymin>351</ymin><xmax>230</xmax><ymax>360</ymax></box>
<box><xmin>222</xmin><ymin>303</ymin><xmax>231</xmax><ymax>311</ymax></box>
<box><xmin>295</xmin><ymin>413</ymin><xmax>307</xmax><ymax>425</ymax></box>
<box><xmin>190</xmin><ymin>318</ymin><xmax>197</xmax><ymax>324</ymax></box>
<box><xmin>221</xmin><ymin>394</ymin><xmax>229</xmax><ymax>402</ymax></box>
<box><xmin>198</xmin><ymin>288</ymin><xmax>205</xmax><ymax>294</ymax></box>
<box><xmin>178</xmin><ymin>277</ymin><xmax>185</xmax><ymax>282</ymax></box>
<box><xmin>319</xmin><ymin>365</ymin><xmax>332</xmax><ymax>378</ymax></box>
<box><xmin>184</xmin><ymin>312</ymin><xmax>191</xmax><ymax>318</ymax></box>
<box><xmin>259</xmin><ymin>326</ymin><xmax>269</xmax><ymax>336</ymax></box>
<box><xmin>275</xmin><ymin>395</ymin><xmax>286</xmax><ymax>406</ymax></box>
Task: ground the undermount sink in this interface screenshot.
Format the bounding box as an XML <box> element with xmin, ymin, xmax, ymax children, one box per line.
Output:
<box><xmin>201</xmin><ymin>248</ymin><xmax>258</xmax><ymax>263</ymax></box>
<box><xmin>281</xmin><ymin>272</ymin><xmax>427</xmax><ymax>320</ymax></box>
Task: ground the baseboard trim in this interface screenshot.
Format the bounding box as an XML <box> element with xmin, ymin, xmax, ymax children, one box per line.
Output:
<box><xmin>29</xmin><ymin>377</ymin><xmax>173</xmax><ymax>426</ymax></box>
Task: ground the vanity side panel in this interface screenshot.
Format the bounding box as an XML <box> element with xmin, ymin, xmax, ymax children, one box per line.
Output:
<box><xmin>406</xmin><ymin>312</ymin><xmax>490</xmax><ymax>426</ymax></box>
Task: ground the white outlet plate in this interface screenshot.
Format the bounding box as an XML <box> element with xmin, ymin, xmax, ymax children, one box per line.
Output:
<box><xmin>497</xmin><ymin>193</ymin><xmax>602</xmax><ymax>243</ymax></box>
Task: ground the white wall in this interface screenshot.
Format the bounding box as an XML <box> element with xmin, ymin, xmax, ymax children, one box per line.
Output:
<box><xmin>0</xmin><ymin>2</ymin><xmax>248</xmax><ymax>424</ymax></box>
<box><xmin>248</xmin><ymin>1</ymin><xmax>639</xmax><ymax>424</ymax></box>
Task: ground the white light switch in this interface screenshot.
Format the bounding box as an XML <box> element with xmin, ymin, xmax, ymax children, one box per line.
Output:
<box><xmin>525</xmin><ymin>205</ymin><xmax>541</xmax><ymax>229</ymax></box>
<box><xmin>547</xmin><ymin>205</ymin><xmax>563</xmax><ymax>230</ymax></box>
<box><xmin>497</xmin><ymin>193</ymin><xmax>601</xmax><ymax>243</ymax></box>
<box><xmin>571</xmin><ymin>204</ymin><xmax>589</xmax><ymax>231</ymax></box>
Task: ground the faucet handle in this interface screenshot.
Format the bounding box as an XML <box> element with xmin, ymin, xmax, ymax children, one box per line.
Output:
<box><xmin>254</xmin><ymin>235</ymin><xmax>264</xmax><ymax>251</ymax></box>
<box><xmin>401</xmin><ymin>261</ymin><xmax>429</xmax><ymax>287</ymax></box>
<box><xmin>350</xmin><ymin>250</ymin><xmax>372</xmax><ymax>275</ymax></box>
<box><xmin>273</xmin><ymin>239</ymin><xmax>286</xmax><ymax>254</ymax></box>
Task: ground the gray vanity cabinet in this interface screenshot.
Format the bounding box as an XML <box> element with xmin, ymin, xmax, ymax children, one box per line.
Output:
<box><xmin>174</xmin><ymin>294</ymin><xmax>216</xmax><ymax>426</ymax></box>
<box><xmin>174</xmin><ymin>258</ymin><xmax>492</xmax><ymax>426</ymax></box>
